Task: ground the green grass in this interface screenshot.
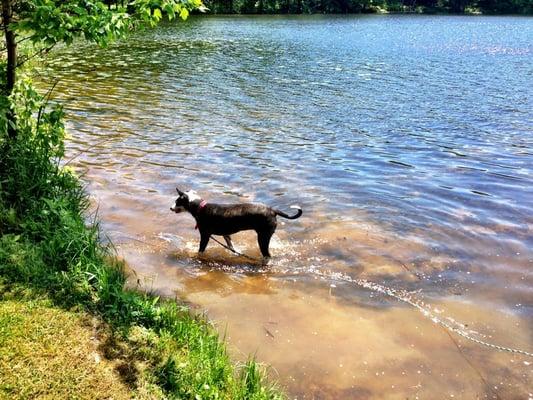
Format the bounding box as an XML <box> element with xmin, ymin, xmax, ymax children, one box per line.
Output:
<box><xmin>0</xmin><ymin>78</ymin><xmax>285</xmax><ymax>399</ymax></box>
<box><xmin>0</xmin><ymin>298</ymin><xmax>153</xmax><ymax>399</ymax></box>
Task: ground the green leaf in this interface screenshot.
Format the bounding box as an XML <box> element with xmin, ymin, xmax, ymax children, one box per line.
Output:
<box><xmin>163</xmin><ymin>3</ymin><xmax>176</xmax><ymax>19</ymax></box>
<box><xmin>179</xmin><ymin>8</ymin><xmax>189</xmax><ymax>20</ymax></box>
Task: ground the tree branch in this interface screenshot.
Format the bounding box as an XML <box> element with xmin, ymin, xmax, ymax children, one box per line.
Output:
<box><xmin>16</xmin><ymin>43</ymin><xmax>55</xmax><ymax>67</ymax></box>
<box><xmin>36</xmin><ymin>78</ymin><xmax>60</xmax><ymax>131</ymax></box>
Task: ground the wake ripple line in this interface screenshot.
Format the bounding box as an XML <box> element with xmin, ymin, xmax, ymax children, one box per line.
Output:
<box><xmin>280</xmin><ymin>266</ymin><xmax>533</xmax><ymax>358</ymax></box>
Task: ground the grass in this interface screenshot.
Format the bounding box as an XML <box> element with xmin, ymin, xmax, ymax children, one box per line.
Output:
<box><xmin>0</xmin><ymin>298</ymin><xmax>151</xmax><ymax>399</ymax></box>
<box><xmin>0</xmin><ymin>77</ymin><xmax>285</xmax><ymax>399</ymax></box>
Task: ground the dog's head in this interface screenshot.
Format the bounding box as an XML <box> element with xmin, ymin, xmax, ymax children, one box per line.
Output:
<box><xmin>171</xmin><ymin>188</ymin><xmax>188</xmax><ymax>213</ymax></box>
<box><xmin>170</xmin><ymin>188</ymin><xmax>200</xmax><ymax>214</ymax></box>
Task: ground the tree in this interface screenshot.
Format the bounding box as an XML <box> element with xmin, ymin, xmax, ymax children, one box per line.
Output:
<box><xmin>447</xmin><ymin>0</ymin><xmax>468</xmax><ymax>12</ymax></box>
<box><xmin>1</xmin><ymin>0</ymin><xmax>204</xmax><ymax>140</ymax></box>
<box><xmin>1</xmin><ymin>1</ymin><xmax>15</xmax><ymax>138</ymax></box>
<box><xmin>477</xmin><ymin>0</ymin><xmax>532</xmax><ymax>13</ymax></box>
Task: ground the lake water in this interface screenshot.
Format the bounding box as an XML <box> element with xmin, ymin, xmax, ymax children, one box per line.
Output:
<box><xmin>42</xmin><ymin>15</ymin><xmax>532</xmax><ymax>399</ymax></box>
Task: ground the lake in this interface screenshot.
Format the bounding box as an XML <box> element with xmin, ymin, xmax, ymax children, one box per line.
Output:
<box><xmin>42</xmin><ymin>15</ymin><xmax>532</xmax><ymax>399</ymax></box>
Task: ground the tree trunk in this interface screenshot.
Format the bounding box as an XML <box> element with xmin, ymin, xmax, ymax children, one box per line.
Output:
<box><xmin>2</xmin><ymin>0</ymin><xmax>17</xmax><ymax>139</ymax></box>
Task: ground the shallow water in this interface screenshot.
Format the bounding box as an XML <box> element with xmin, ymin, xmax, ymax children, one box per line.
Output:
<box><xmin>41</xmin><ymin>15</ymin><xmax>532</xmax><ymax>399</ymax></box>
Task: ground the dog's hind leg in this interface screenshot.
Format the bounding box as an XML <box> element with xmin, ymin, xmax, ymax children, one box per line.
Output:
<box><xmin>199</xmin><ymin>233</ymin><xmax>210</xmax><ymax>253</ymax></box>
<box><xmin>257</xmin><ymin>231</ymin><xmax>273</xmax><ymax>259</ymax></box>
<box><xmin>223</xmin><ymin>235</ymin><xmax>236</xmax><ymax>252</ymax></box>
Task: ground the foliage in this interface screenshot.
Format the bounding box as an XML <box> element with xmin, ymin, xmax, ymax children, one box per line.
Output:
<box><xmin>203</xmin><ymin>0</ymin><xmax>533</xmax><ymax>13</ymax></box>
<box><xmin>15</xmin><ymin>0</ymin><xmax>204</xmax><ymax>47</ymax></box>
<box><xmin>475</xmin><ymin>0</ymin><xmax>532</xmax><ymax>14</ymax></box>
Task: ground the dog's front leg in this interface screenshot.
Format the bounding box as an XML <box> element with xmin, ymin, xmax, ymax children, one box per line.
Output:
<box><xmin>198</xmin><ymin>232</ymin><xmax>210</xmax><ymax>253</ymax></box>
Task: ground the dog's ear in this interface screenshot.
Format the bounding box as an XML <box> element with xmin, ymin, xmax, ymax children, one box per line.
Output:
<box><xmin>176</xmin><ymin>187</ymin><xmax>184</xmax><ymax>196</ymax></box>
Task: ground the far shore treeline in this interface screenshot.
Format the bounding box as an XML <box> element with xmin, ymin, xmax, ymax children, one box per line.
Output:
<box><xmin>103</xmin><ymin>0</ymin><xmax>532</xmax><ymax>17</ymax></box>
<box><xmin>200</xmin><ymin>0</ymin><xmax>533</xmax><ymax>14</ymax></box>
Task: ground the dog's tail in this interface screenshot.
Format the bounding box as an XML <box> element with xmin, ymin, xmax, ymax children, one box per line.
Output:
<box><xmin>274</xmin><ymin>205</ymin><xmax>302</xmax><ymax>220</ymax></box>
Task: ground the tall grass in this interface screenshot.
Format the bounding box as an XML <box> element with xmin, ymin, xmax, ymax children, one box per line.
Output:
<box><xmin>0</xmin><ymin>75</ymin><xmax>285</xmax><ymax>399</ymax></box>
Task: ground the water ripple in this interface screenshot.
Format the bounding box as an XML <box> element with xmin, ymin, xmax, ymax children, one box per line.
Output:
<box><xmin>39</xmin><ymin>14</ymin><xmax>533</xmax><ymax>321</ymax></box>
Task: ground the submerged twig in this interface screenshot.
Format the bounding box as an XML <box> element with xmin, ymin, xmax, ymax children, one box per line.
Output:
<box><xmin>399</xmin><ymin>261</ymin><xmax>423</xmax><ymax>281</ymax></box>
<box><xmin>441</xmin><ymin>326</ymin><xmax>501</xmax><ymax>400</ymax></box>
<box><xmin>64</xmin><ymin>136</ymin><xmax>116</xmax><ymax>166</ymax></box>
<box><xmin>263</xmin><ymin>326</ymin><xmax>275</xmax><ymax>339</ymax></box>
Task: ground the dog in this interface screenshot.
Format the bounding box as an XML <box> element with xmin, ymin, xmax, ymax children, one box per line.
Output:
<box><xmin>170</xmin><ymin>188</ymin><xmax>302</xmax><ymax>259</ymax></box>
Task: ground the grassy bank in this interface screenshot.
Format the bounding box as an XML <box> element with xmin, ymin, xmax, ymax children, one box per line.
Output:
<box><xmin>0</xmin><ymin>82</ymin><xmax>284</xmax><ymax>399</ymax></box>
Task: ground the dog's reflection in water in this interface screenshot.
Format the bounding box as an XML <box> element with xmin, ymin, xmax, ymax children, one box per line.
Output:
<box><xmin>168</xmin><ymin>247</ymin><xmax>270</xmax><ymax>275</ymax></box>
